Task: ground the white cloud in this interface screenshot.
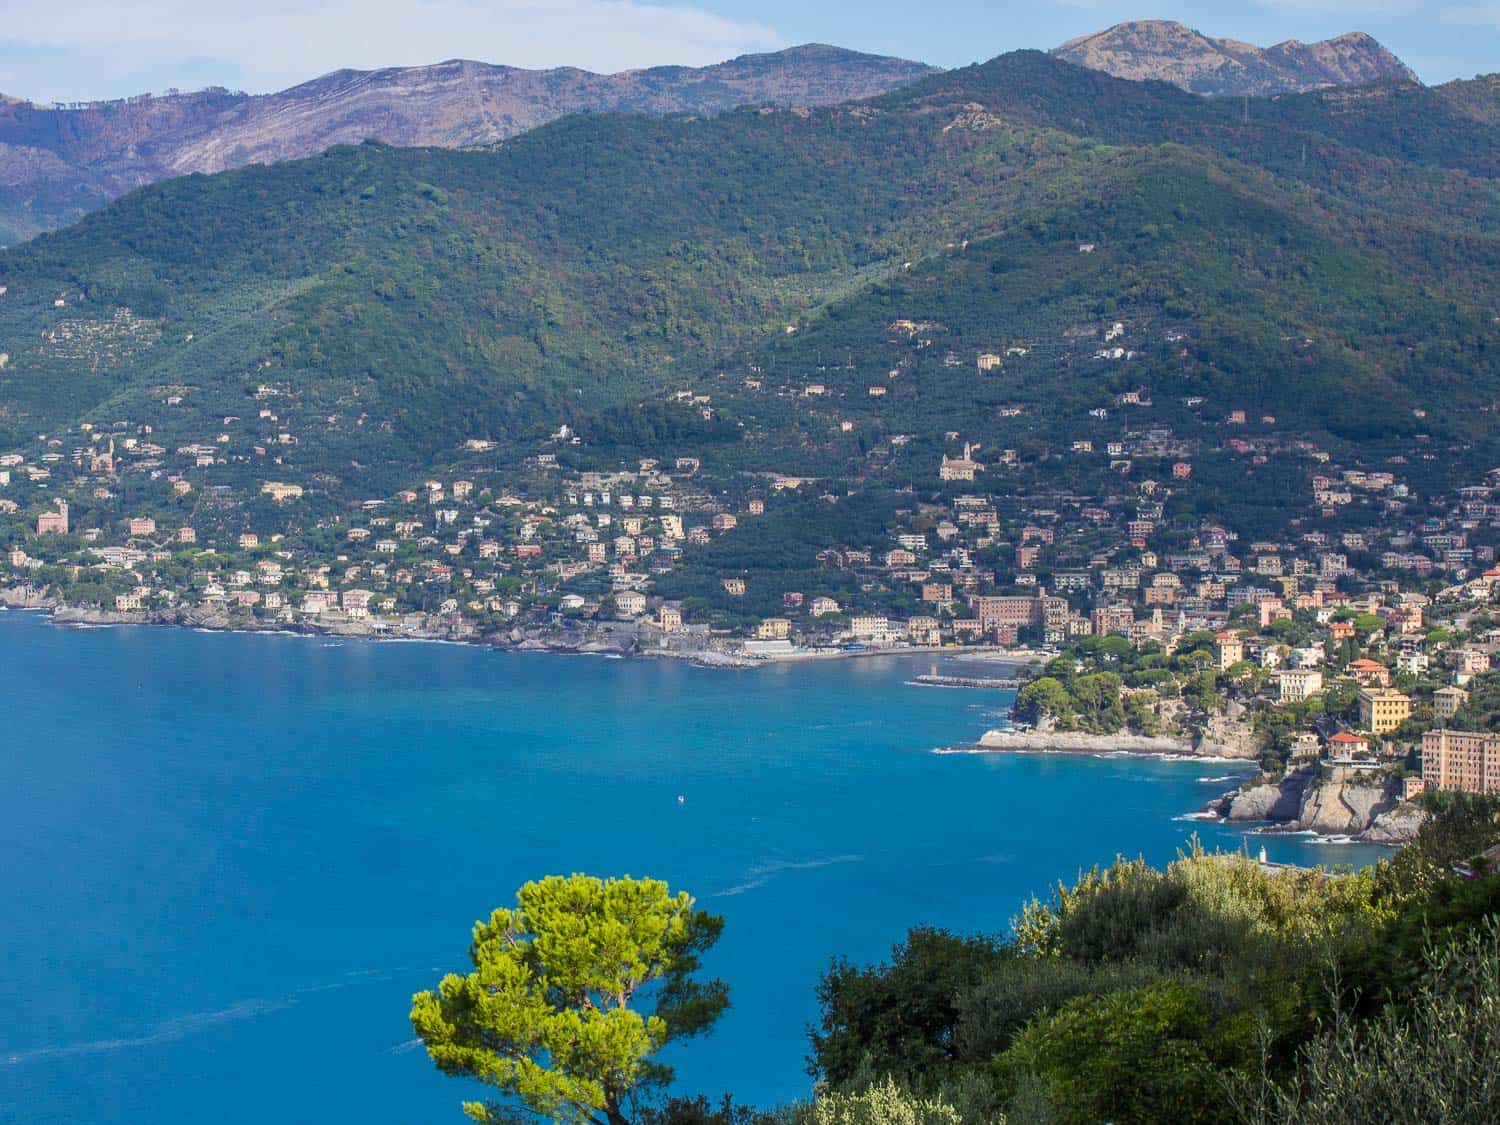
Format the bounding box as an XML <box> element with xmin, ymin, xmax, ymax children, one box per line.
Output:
<box><xmin>0</xmin><ymin>0</ymin><xmax>784</xmax><ymax>101</ymax></box>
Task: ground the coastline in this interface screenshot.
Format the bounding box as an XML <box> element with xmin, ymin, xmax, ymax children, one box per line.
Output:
<box><xmin>9</xmin><ymin>593</ymin><xmax>1408</xmax><ymax>853</ymax></box>
<box><xmin>0</xmin><ymin>586</ymin><xmax>1037</xmax><ymax>672</ymax></box>
<box><xmin>960</xmin><ymin>725</ymin><xmax>1421</xmax><ymax>846</ymax></box>
<box><xmin>967</xmin><ymin>726</ymin><xmax>1235</xmax><ymax>758</ymax></box>
<box><xmin>1197</xmin><ymin>765</ymin><xmax>1423</xmax><ymax>846</ymax></box>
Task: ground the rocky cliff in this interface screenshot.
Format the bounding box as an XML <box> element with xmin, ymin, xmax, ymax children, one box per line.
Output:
<box><xmin>1219</xmin><ymin>769</ymin><xmax>1316</xmax><ymax>822</ymax></box>
<box><xmin>1053</xmin><ymin>21</ymin><xmax>1417</xmax><ymax>97</ymax></box>
<box><xmin>1194</xmin><ymin>703</ymin><xmax>1261</xmax><ymax>759</ymax></box>
<box><xmin>1215</xmin><ymin>765</ymin><xmax>1423</xmax><ymax>842</ymax></box>
<box><xmin>0</xmin><ymin>585</ymin><xmax>55</xmax><ymax>609</ymax></box>
<box><xmin>0</xmin><ymin>45</ymin><xmax>935</xmax><ymax>243</ymax></box>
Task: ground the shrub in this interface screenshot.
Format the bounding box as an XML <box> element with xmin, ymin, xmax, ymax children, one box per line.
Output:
<box><xmin>997</xmin><ymin>981</ymin><xmax>1253</xmax><ymax>1124</ymax></box>
<box><xmin>799</xmin><ymin>1079</ymin><xmax>964</xmax><ymax>1125</ymax></box>
<box><xmin>1234</xmin><ymin>920</ymin><xmax>1500</xmax><ymax>1124</ymax></box>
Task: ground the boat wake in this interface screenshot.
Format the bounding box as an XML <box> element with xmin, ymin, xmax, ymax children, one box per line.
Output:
<box><xmin>1</xmin><ymin>969</ymin><xmax>406</xmax><ymax>1067</ymax></box>
<box><xmin>714</xmin><ymin>854</ymin><xmax>864</xmax><ymax>897</ymax></box>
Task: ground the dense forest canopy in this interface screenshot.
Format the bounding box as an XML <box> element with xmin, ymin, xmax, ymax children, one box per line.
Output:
<box><xmin>1</xmin><ymin>50</ymin><xmax>1498</xmax><ymax>497</ymax></box>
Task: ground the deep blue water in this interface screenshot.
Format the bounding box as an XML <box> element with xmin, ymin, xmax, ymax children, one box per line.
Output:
<box><xmin>0</xmin><ymin>612</ymin><xmax>1388</xmax><ymax>1123</ymax></box>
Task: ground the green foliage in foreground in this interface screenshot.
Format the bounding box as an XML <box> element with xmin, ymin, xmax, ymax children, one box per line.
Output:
<box><xmin>1234</xmin><ymin>920</ymin><xmax>1500</xmax><ymax>1125</ymax></box>
<box><xmin>414</xmin><ymin>800</ymin><xmax>1500</xmax><ymax>1124</ymax></box>
<box><xmin>998</xmin><ymin>980</ymin><xmax>1255</xmax><ymax>1125</ymax></box>
<box><xmin>411</xmin><ymin>874</ymin><xmax>728</xmax><ymax>1125</ymax></box>
<box><xmin>801</xmin><ymin>1080</ymin><xmax>963</xmax><ymax>1125</ymax></box>
<box><xmin>809</xmin><ymin>798</ymin><xmax>1500</xmax><ymax>1123</ymax></box>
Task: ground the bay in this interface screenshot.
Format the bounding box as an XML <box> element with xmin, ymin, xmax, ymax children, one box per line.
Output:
<box><xmin>0</xmin><ymin>612</ymin><xmax>1387</xmax><ymax>1123</ymax></box>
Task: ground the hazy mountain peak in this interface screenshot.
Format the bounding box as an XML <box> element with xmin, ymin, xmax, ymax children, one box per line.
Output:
<box><xmin>1052</xmin><ymin>20</ymin><xmax>1417</xmax><ymax>96</ymax></box>
<box><xmin>0</xmin><ymin>44</ymin><xmax>937</xmax><ymax>243</ymax></box>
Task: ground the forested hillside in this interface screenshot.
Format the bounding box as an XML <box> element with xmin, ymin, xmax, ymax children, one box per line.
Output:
<box><xmin>1</xmin><ymin>50</ymin><xmax>1498</xmax><ymax>491</ymax></box>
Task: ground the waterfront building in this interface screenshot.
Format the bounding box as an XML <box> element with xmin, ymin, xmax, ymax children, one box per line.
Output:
<box><xmin>1290</xmin><ymin>732</ymin><xmax>1322</xmax><ymax>760</ymax></box>
<box><xmin>907</xmin><ymin>617</ymin><xmax>942</xmax><ymax>646</ymax></box>
<box><xmin>755</xmin><ymin>618</ymin><xmax>791</xmax><ymax>641</ymax></box>
<box><xmin>1327</xmin><ymin>731</ymin><xmax>1372</xmax><ymax>761</ymax></box>
<box><xmin>1422</xmin><ymin>729</ymin><xmax>1500</xmax><ymax>794</ymax></box>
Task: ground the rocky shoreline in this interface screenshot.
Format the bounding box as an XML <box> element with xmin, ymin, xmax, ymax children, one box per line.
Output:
<box><xmin>1209</xmin><ymin>765</ymin><xmax>1425</xmax><ymax>845</ymax></box>
<box><xmin>975</xmin><ymin>728</ymin><xmax>1199</xmax><ymax>755</ymax></box>
<box><xmin>972</xmin><ymin>722</ymin><xmax>1261</xmax><ymax>760</ymax></box>
<box><xmin>2</xmin><ymin>586</ymin><xmax>709</xmax><ymax>660</ymax></box>
<box><xmin>969</xmin><ymin>724</ymin><xmax>1425</xmax><ymax>846</ymax></box>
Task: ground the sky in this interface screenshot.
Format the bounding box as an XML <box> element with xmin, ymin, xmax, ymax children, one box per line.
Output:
<box><xmin>2</xmin><ymin>0</ymin><xmax>1498</xmax><ymax>105</ymax></box>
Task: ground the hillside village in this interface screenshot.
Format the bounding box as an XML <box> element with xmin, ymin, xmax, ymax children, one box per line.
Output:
<box><xmin>5</xmin><ymin>325</ymin><xmax>1500</xmax><ymax>820</ymax></box>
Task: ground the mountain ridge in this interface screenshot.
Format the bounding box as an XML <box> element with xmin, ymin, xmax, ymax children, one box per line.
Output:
<box><xmin>0</xmin><ymin>44</ymin><xmax>938</xmax><ymax>244</ymax></box>
<box><xmin>0</xmin><ymin>25</ymin><xmax>1438</xmax><ymax>246</ymax></box>
<box><xmin>1052</xmin><ymin>20</ymin><xmax>1417</xmax><ymax>96</ymax></box>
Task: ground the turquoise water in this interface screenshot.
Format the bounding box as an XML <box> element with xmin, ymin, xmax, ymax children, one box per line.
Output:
<box><xmin>0</xmin><ymin>612</ymin><xmax>1388</xmax><ymax>1123</ymax></box>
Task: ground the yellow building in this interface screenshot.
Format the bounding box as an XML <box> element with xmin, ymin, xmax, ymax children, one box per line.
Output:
<box><xmin>755</xmin><ymin>618</ymin><xmax>791</xmax><ymax>641</ymax></box>
<box><xmin>1213</xmin><ymin>632</ymin><xmax>1243</xmax><ymax>671</ymax></box>
<box><xmin>907</xmin><ymin>617</ymin><xmax>942</xmax><ymax>646</ymax></box>
<box><xmin>1358</xmin><ymin>687</ymin><xmax>1412</xmax><ymax>735</ymax></box>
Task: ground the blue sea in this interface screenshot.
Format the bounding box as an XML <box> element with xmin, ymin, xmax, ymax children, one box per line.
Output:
<box><xmin>0</xmin><ymin>612</ymin><xmax>1388</xmax><ymax>1123</ymax></box>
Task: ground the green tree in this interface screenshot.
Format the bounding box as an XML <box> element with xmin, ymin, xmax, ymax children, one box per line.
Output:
<box><xmin>811</xmin><ymin>927</ymin><xmax>1005</xmax><ymax>1092</ymax></box>
<box><xmin>1014</xmin><ymin>676</ymin><xmax>1075</xmax><ymax>728</ymax></box>
<box><xmin>1182</xmin><ymin>669</ymin><xmax>1220</xmax><ymax>715</ymax></box>
<box><xmin>1123</xmin><ymin>692</ymin><xmax>1161</xmax><ymax>736</ymax></box>
<box><xmin>411</xmin><ymin>874</ymin><xmax>729</xmax><ymax>1125</ymax></box>
<box><xmin>1071</xmin><ymin>672</ymin><xmax>1124</xmax><ymax>733</ymax></box>
<box><xmin>1321</xmin><ymin>679</ymin><xmax>1360</xmax><ymax>720</ymax></box>
<box><xmin>999</xmin><ymin>981</ymin><xmax>1252</xmax><ymax>1125</ymax></box>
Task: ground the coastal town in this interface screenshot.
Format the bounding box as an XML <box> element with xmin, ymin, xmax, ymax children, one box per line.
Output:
<box><xmin>9</xmin><ymin>15</ymin><xmax>1500</xmax><ymax>1125</ymax></box>
<box><xmin>5</xmin><ymin>336</ymin><xmax>1500</xmax><ymax>826</ymax></box>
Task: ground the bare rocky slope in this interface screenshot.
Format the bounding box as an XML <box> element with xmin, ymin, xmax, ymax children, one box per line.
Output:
<box><xmin>0</xmin><ymin>44</ymin><xmax>936</xmax><ymax>243</ymax></box>
<box><xmin>1053</xmin><ymin>20</ymin><xmax>1416</xmax><ymax>97</ymax></box>
<box><xmin>1214</xmin><ymin>766</ymin><xmax>1425</xmax><ymax>843</ymax></box>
